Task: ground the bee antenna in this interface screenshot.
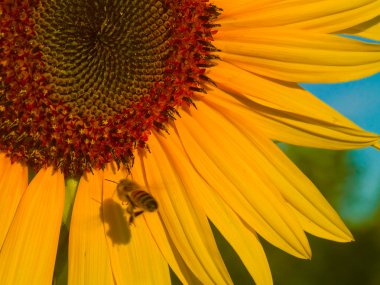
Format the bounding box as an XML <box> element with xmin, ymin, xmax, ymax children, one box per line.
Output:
<box><xmin>105</xmin><ymin>179</ymin><xmax>117</xmax><ymax>184</ymax></box>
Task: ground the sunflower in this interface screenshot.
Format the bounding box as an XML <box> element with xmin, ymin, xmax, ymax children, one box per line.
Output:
<box><xmin>0</xmin><ymin>0</ymin><xmax>379</xmax><ymax>284</ymax></box>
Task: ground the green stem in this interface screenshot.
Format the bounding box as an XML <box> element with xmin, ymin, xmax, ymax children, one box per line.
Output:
<box><xmin>53</xmin><ymin>177</ymin><xmax>80</xmax><ymax>285</ymax></box>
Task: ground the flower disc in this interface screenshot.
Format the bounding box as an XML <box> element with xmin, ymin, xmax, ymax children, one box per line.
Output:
<box><xmin>0</xmin><ymin>0</ymin><xmax>221</xmax><ymax>175</ymax></box>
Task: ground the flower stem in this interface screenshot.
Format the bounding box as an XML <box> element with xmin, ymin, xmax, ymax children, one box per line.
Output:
<box><xmin>53</xmin><ymin>177</ymin><xmax>80</xmax><ymax>285</ymax></box>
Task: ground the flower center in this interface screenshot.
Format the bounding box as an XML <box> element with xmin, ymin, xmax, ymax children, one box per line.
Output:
<box><xmin>0</xmin><ymin>0</ymin><xmax>221</xmax><ymax>176</ymax></box>
<box><xmin>37</xmin><ymin>0</ymin><xmax>172</xmax><ymax>116</ymax></box>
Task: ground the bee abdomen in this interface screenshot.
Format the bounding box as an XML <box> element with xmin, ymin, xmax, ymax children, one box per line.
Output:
<box><xmin>130</xmin><ymin>190</ymin><xmax>158</xmax><ymax>212</ymax></box>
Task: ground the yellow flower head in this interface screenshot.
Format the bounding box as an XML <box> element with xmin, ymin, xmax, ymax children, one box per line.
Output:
<box><xmin>0</xmin><ymin>0</ymin><xmax>379</xmax><ymax>284</ymax></box>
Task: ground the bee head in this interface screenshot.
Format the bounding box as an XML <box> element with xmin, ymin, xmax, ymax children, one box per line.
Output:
<box><xmin>117</xmin><ymin>179</ymin><xmax>135</xmax><ymax>194</ymax></box>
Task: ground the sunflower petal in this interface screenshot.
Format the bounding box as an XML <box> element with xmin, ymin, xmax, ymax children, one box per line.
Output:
<box><xmin>130</xmin><ymin>163</ymin><xmax>204</xmax><ymax>285</ymax></box>
<box><xmin>218</xmin><ymin>0</ymin><xmax>380</xmax><ymax>33</ymax></box>
<box><xmin>282</xmin><ymin>1</ymin><xmax>380</xmax><ymax>33</ymax></box>
<box><xmin>197</xmin><ymin>97</ymin><xmax>354</xmax><ymax>243</ymax></box>
<box><xmin>204</xmin><ymin>110</ymin><xmax>352</xmax><ymax>242</ymax></box>
<box><xmin>140</xmin><ymin>135</ymin><xmax>233</xmax><ymax>285</ymax></box>
<box><xmin>68</xmin><ymin>171</ymin><xmax>114</xmax><ymax>285</ymax></box>
<box><xmin>215</xmin><ymin>29</ymin><xmax>380</xmax><ymax>83</ymax></box>
<box><xmin>341</xmin><ymin>16</ymin><xmax>380</xmax><ymax>41</ymax></box>
<box><xmin>0</xmin><ymin>153</ymin><xmax>10</xmax><ymax>181</ymax></box>
<box><xmin>208</xmin><ymin>61</ymin><xmax>379</xmax><ymax>149</ymax></box>
<box><xmin>213</xmin><ymin>0</ymin><xmax>257</xmax><ymax>13</ymax></box>
<box><xmin>247</xmin><ymin>138</ymin><xmax>353</xmax><ymax>242</ymax></box>
<box><xmin>102</xmin><ymin>167</ymin><xmax>201</xmax><ymax>285</ymax></box>
<box><xmin>176</xmin><ymin>105</ymin><xmax>312</xmax><ymax>259</ymax></box>
<box><xmin>101</xmin><ymin>168</ymin><xmax>171</xmax><ymax>285</ymax></box>
<box><xmin>0</xmin><ymin>156</ymin><xmax>28</xmax><ymax>247</ymax></box>
<box><xmin>0</xmin><ymin>167</ymin><xmax>64</xmax><ymax>284</ymax></box>
<box><xmin>157</xmin><ymin>129</ymin><xmax>273</xmax><ymax>285</ymax></box>
<box><xmin>195</xmin><ymin>85</ymin><xmax>358</xmax><ymax>242</ymax></box>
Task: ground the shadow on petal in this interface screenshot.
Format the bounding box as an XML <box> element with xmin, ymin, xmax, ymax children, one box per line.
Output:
<box><xmin>101</xmin><ymin>198</ymin><xmax>131</xmax><ymax>245</ymax></box>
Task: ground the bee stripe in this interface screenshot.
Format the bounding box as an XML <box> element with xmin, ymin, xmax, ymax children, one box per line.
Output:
<box><xmin>130</xmin><ymin>190</ymin><xmax>158</xmax><ymax>211</ymax></box>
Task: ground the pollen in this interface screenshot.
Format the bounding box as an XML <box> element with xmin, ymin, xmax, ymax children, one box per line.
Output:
<box><xmin>0</xmin><ymin>0</ymin><xmax>221</xmax><ymax>176</ymax></box>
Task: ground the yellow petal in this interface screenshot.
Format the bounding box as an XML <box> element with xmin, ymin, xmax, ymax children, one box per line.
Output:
<box><xmin>218</xmin><ymin>0</ymin><xmax>380</xmax><ymax>33</ymax></box>
<box><xmin>215</xmin><ymin>27</ymin><xmax>380</xmax><ymax>54</ymax></box>
<box><xmin>224</xmin><ymin>122</ymin><xmax>352</xmax><ymax>241</ymax></box>
<box><xmin>176</xmin><ymin>105</ymin><xmax>312</xmax><ymax>259</ymax></box>
<box><xmin>213</xmin><ymin>0</ymin><xmax>256</xmax><ymax>13</ymax></box>
<box><xmin>0</xmin><ymin>153</ymin><xmax>10</xmax><ymax>181</ymax></box>
<box><xmin>216</xmin><ymin>0</ymin><xmax>297</xmax><ymax>21</ymax></box>
<box><xmin>341</xmin><ymin>16</ymin><xmax>380</xmax><ymax>41</ymax></box>
<box><xmin>208</xmin><ymin>61</ymin><xmax>379</xmax><ymax>149</ymax></box>
<box><xmin>68</xmin><ymin>171</ymin><xmax>114</xmax><ymax>285</ymax></box>
<box><xmin>0</xmin><ymin>157</ymin><xmax>28</xmax><ymax>247</ymax></box>
<box><xmin>140</xmin><ymin>135</ymin><xmax>233</xmax><ymax>285</ymax></box>
<box><xmin>0</xmin><ymin>167</ymin><xmax>64</xmax><ymax>285</ymax></box>
<box><xmin>130</xmin><ymin>161</ymin><xmax>206</xmax><ymax>285</ymax></box>
<box><xmin>102</xmin><ymin>168</ymin><xmax>171</xmax><ymax>285</ymax></box>
<box><xmin>157</xmin><ymin>128</ymin><xmax>273</xmax><ymax>285</ymax></box>
<box><xmin>248</xmin><ymin>137</ymin><xmax>353</xmax><ymax>242</ymax></box>
<box><xmin>219</xmin><ymin>56</ymin><xmax>380</xmax><ymax>84</ymax></box>
<box><xmin>215</xmin><ymin>28</ymin><xmax>380</xmax><ymax>83</ymax></box>
<box><xmin>282</xmin><ymin>1</ymin><xmax>380</xmax><ymax>33</ymax></box>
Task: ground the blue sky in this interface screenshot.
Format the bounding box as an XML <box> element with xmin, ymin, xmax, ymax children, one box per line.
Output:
<box><xmin>302</xmin><ymin>72</ymin><xmax>380</xmax><ymax>224</ymax></box>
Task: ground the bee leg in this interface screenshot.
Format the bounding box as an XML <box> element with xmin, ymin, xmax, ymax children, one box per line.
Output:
<box><xmin>128</xmin><ymin>215</ymin><xmax>135</xmax><ymax>225</ymax></box>
<box><xmin>134</xmin><ymin>210</ymin><xmax>144</xmax><ymax>218</ymax></box>
<box><xmin>126</xmin><ymin>204</ymin><xmax>135</xmax><ymax>225</ymax></box>
<box><xmin>128</xmin><ymin>210</ymin><xmax>144</xmax><ymax>225</ymax></box>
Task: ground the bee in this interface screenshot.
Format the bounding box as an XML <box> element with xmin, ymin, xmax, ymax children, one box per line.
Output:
<box><xmin>106</xmin><ymin>179</ymin><xmax>158</xmax><ymax>224</ymax></box>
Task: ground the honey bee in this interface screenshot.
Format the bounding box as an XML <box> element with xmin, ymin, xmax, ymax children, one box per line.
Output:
<box><xmin>106</xmin><ymin>178</ymin><xmax>158</xmax><ymax>224</ymax></box>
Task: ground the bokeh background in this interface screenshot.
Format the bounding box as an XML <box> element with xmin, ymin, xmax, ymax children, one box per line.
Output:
<box><xmin>170</xmin><ymin>72</ymin><xmax>380</xmax><ymax>284</ymax></box>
